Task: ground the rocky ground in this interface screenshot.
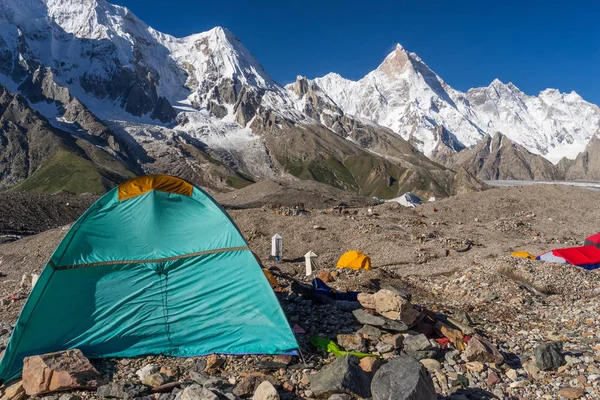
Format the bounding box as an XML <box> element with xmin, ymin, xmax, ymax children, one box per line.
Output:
<box><xmin>1</xmin><ymin>183</ymin><xmax>600</xmax><ymax>399</ymax></box>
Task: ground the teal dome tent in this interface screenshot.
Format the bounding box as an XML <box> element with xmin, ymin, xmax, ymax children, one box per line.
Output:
<box><xmin>0</xmin><ymin>175</ymin><xmax>298</xmax><ymax>382</ymax></box>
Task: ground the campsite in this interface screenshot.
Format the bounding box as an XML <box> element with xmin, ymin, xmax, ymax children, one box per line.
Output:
<box><xmin>1</xmin><ymin>178</ymin><xmax>600</xmax><ymax>400</ymax></box>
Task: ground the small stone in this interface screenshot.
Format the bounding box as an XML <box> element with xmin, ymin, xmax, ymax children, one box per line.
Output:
<box><xmin>142</xmin><ymin>373</ymin><xmax>170</xmax><ymax>388</ymax></box>
<box><xmin>509</xmin><ymin>380</ymin><xmax>529</xmax><ymax>388</ymax></box>
<box><xmin>381</xmin><ymin>333</ymin><xmax>404</xmax><ymax>349</ymax></box>
<box><xmin>357</xmin><ymin>293</ymin><xmax>376</xmax><ymax>309</ymax></box>
<box><xmin>557</xmin><ymin>387</ymin><xmax>586</xmax><ymax>399</ymax></box>
<box><xmin>357</xmin><ymin>325</ymin><xmax>382</xmax><ymax>340</ymax></box>
<box><xmin>96</xmin><ymin>382</ymin><xmax>144</xmax><ymax>399</ymax></box>
<box><xmin>327</xmin><ymin>395</ymin><xmax>352</xmax><ymax>400</ymax></box>
<box><xmin>1</xmin><ymin>381</ymin><xmax>25</xmax><ymax>400</ymax></box>
<box><xmin>159</xmin><ymin>366</ymin><xmax>178</xmax><ymax>379</ymax></box>
<box><xmin>506</xmin><ymin>369</ymin><xmax>518</xmax><ymax>381</ymax></box>
<box><xmin>136</xmin><ymin>364</ymin><xmax>160</xmax><ymax>381</ymax></box>
<box><xmin>465</xmin><ymin>361</ymin><xmax>485</xmax><ymax>373</ymax></box>
<box><xmin>352</xmin><ymin>309</ymin><xmax>385</xmax><ymax>326</ymax></box>
<box><xmin>359</xmin><ymin>357</ymin><xmax>383</xmax><ymax>373</ymax></box>
<box><xmin>337</xmin><ymin>333</ymin><xmax>367</xmax><ymax>352</ymax></box>
<box><xmin>282</xmin><ymin>381</ymin><xmax>294</xmax><ymax>392</ymax></box>
<box><xmin>464</xmin><ymin>335</ymin><xmax>504</xmax><ymax>364</ymax></box>
<box><xmin>535</xmin><ymin>342</ymin><xmax>566</xmax><ymax>371</ymax></box>
<box><xmin>376</xmin><ymin>342</ymin><xmax>394</xmax><ymax>354</ymax></box>
<box><xmin>420</xmin><ymin>359</ymin><xmax>442</xmax><ymax>372</ymax></box>
<box><xmin>180</xmin><ymin>384</ymin><xmax>219</xmax><ymax>400</ymax></box>
<box><xmin>317</xmin><ymin>270</ymin><xmax>333</xmax><ymax>283</ymax></box>
<box><xmin>487</xmin><ymin>370</ymin><xmax>500</xmax><ymax>386</ymax></box>
<box><xmin>252</xmin><ymin>381</ymin><xmax>279</xmax><ymax>400</ymax></box>
<box><xmin>403</xmin><ymin>334</ymin><xmax>439</xmax><ymax>360</ymax></box>
<box><xmin>204</xmin><ymin>354</ymin><xmax>225</xmax><ymax>374</ymax></box>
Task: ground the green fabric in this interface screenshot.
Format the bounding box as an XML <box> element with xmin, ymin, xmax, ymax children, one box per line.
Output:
<box><xmin>0</xmin><ymin>185</ymin><xmax>298</xmax><ymax>382</ymax></box>
<box><xmin>309</xmin><ymin>337</ymin><xmax>379</xmax><ymax>359</ymax></box>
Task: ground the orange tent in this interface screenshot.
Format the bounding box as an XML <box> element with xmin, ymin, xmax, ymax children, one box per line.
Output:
<box><xmin>336</xmin><ymin>250</ymin><xmax>371</xmax><ymax>270</ymax></box>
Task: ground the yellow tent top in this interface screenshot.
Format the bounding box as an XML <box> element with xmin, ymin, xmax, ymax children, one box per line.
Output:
<box><xmin>511</xmin><ymin>251</ymin><xmax>536</xmax><ymax>260</ymax></box>
<box><xmin>337</xmin><ymin>250</ymin><xmax>371</xmax><ymax>270</ymax></box>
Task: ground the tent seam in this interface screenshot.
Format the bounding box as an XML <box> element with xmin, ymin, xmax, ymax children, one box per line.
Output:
<box><xmin>51</xmin><ymin>246</ymin><xmax>250</xmax><ymax>270</ymax></box>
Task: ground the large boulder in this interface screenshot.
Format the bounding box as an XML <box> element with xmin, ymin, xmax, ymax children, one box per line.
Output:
<box><xmin>371</xmin><ymin>354</ymin><xmax>437</xmax><ymax>400</ymax></box>
<box><xmin>373</xmin><ymin>290</ymin><xmax>420</xmax><ymax>326</ymax></box>
<box><xmin>464</xmin><ymin>335</ymin><xmax>504</xmax><ymax>364</ymax></box>
<box><xmin>22</xmin><ymin>349</ymin><xmax>102</xmax><ymax>395</ymax></box>
<box><xmin>310</xmin><ymin>354</ymin><xmax>372</xmax><ymax>398</ymax></box>
<box><xmin>534</xmin><ymin>342</ymin><xmax>566</xmax><ymax>371</ymax></box>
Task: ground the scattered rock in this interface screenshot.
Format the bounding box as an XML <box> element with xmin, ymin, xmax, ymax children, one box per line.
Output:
<box><xmin>357</xmin><ymin>293</ymin><xmax>376</xmax><ymax>309</ymax></box>
<box><xmin>310</xmin><ymin>354</ymin><xmax>372</xmax><ymax>398</ymax></box>
<box><xmin>381</xmin><ymin>333</ymin><xmax>404</xmax><ymax>349</ymax></box>
<box><xmin>352</xmin><ymin>309</ymin><xmax>385</xmax><ymax>326</ymax></box>
<box><xmin>327</xmin><ymin>395</ymin><xmax>352</xmax><ymax>400</ymax></box>
<box><xmin>233</xmin><ymin>374</ymin><xmax>279</xmax><ymax>398</ymax></box>
<box><xmin>359</xmin><ymin>357</ymin><xmax>383</xmax><ymax>373</ymax></box>
<box><xmin>317</xmin><ymin>270</ymin><xmax>333</xmax><ymax>283</ymax></box>
<box><xmin>337</xmin><ymin>333</ymin><xmax>367</xmax><ymax>352</ymax></box>
<box><xmin>376</xmin><ymin>342</ymin><xmax>394</xmax><ymax>354</ymax></box>
<box><xmin>420</xmin><ymin>359</ymin><xmax>442</xmax><ymax>372</ymax></box>
<box><xmin>379</xmin><ymin>284</ymin><xmax>412</xmax><ymax>301</ymax></box>
<box><xmin>357</xmin><ymin>325</ymin><xmax>382</xmax><ymax>340</ymax></box>
<box><xmin>465</xmin><ymin>361</ymin><xmax>485</xmax><ymax>373</ymax></box>
<box><xmin>371</xmin><ymin>353</ymin><xmax>437</xmax><ymax>400</ymax></box>
<box><xmin>373</xmin><ymin>289</ymin><xmax>420</xmax><ymax>325</ymax></box>
<box><xmin>142</xmin><ymin>373</ymin><xmax>171</xmax><ymax>388</ymax></box>
<box><xmin>403</xmin><ymin>334</ymin><xmax>439</xmax><ymax>360</ymax></box>
<box><xmin>486</xmin><ymin>370</ymin><xmax>500</xmax><ymax>386</ymax></box>
<box><xmin>96</xmin><ymin>382</ymin><xmax>144</xmax><ymax>399</ymax></box>
<box><xmin>1</xmin><ymin>381</ymin><xmax>25</xmax><ymax>400</ymax></box>
<box><xmin>252</xmin><ymin>381</ymin><xmax>279</xmax><ymax>400</ymax></box>
<box><xmin>180</xmin><ymin>384</ymin><xmax>219</xmax><ymax>400</ymax></box>
<box><xmin>464</xmin><ymin>335</ymin><xmax>504</xmax><ymax>364</ymax></box>
<box><xmin>557</xmin><ymin>387</ymin><xmax>586</xmax><ymax>399</ymax></box>
<box><xmin>204</xmin><ymin>354</ymin><xmax>225</xmax><ymax>374</ymax></box>
<box><xmin>136</xmin><ymin>364</ymin><xmax>160</xmax><ymax>381</ymax></box>
<box><xmin>22</xmin><ymin>349</ymin><xmax>102</xmax><ymax>395</ymax></box>
<box><xmin>534</xmin><ymin>341</ymin><xmax>566</xmax><ymax>371</ymax></box>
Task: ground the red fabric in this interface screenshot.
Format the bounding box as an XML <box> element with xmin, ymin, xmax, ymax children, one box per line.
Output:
<box><xmin>585</xmin><ymin>233</ymin><xmax>600</xmax><ymax>244</ymax></box>
<box><xmin>552</xmin><ymin>246</ymin><xmax>600</xmax><ymax>265</ymax></box>
<box><xmin>435</xmin><ymin>338</ymin><xmax>451</xmax><ymax>349</ymax></box>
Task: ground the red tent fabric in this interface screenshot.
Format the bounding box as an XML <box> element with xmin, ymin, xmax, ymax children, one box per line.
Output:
<box><xmin>584</xmin><ymin>233</ymin><xmax>600</xmax><ymax>247</ymax></box>
<box><xmin>551</xmin><ymin>246</ymin><xmax>600</xmax><ymax>266</ymax></box>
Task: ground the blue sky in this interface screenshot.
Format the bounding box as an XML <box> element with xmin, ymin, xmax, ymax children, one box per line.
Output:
<box><xmin>113</xmin><ymin>0</ymin><xmax>600</xmax><ymax>104</ymax></box>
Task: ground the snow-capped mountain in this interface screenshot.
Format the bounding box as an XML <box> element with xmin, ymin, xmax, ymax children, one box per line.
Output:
<box><xmin>0</xmin><ymin>0</ymin><xmax>476</xmax><ymax>198</ymax></box>
<box><xmin>310</xmin><ymin>45</ymin><xmax>600</xmax><ymax>164</ymax></box>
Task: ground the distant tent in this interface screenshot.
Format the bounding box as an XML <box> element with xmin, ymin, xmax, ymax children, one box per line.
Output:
<box><xmin>337</xmin><ymin>250</ymin><xmax>372</xmax><ymax>270</ymax></box>
<box><xmin>0</xmin><ymin>175</ymin><xmax>297</xmax><ymax>383</ymax></box>
<box><xmin>536</xmin><ymin>246</ymin><xmax>600</xmax><ymax>270</ymax></box>
<box><xmin>584</xmin><ymin>233</ymin><xmax>600</xmax><ymax>248</ymax></box>
<box><xmin>511</xmin><ymin>251</ymin><xmax>536</xmax><ymax>260</ymax></box>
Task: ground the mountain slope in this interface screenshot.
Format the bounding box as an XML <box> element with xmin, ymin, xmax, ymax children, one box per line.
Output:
<box><xmin>564</xmin><ymin>132</ymin><xmax>600</xmax><ymax>181</ymax></box>
<box><xmin>311</xmin><ymin>46</ymin><xmax>600</xmax><ymax>165</ymax></box>
<box><xmin>0</xmin><ymin>0</ymin><xmax>467</xmax><ymax>199</ymax></box>
<box><xmin>447</xmin><ymin>133</ymin><xmax>559</xmax><ymax>181</ymax></box>
<box><xmin>0</xmin><ymin>84</ymin><xmax>135</xmax><ymax>193</ymax></box>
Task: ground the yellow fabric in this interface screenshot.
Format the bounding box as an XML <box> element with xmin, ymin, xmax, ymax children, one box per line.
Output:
<box><xmin>118</xmin><ymin>175</ymin><xmax>194</xmax><ymax>201</ymax></box>
<box><xmin>512</xmin><ymin>251</ymin><xmax>536</xmax><ymax>260</ymax></box>
<box><xmin>336</xmin><ymin>250</ymin><xmax>372</xmax><ymax>270</ymax></box>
